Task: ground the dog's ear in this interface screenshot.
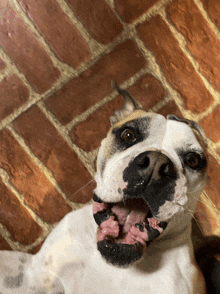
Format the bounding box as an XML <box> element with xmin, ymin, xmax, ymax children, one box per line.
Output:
<box><xmin>167</xmin><ymin>115</ymin><xmax>208</xmax><ymax>148</ymax></box>
<box><xmin>110</xmin><ymin>81</ymin><xmax>144</xmax><ymax>125</ymax></box>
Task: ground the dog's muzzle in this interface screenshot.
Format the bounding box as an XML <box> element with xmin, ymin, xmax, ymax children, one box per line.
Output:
<box><xmin>123</xmin><ymin>151</ymin><xmax>176</xmax><ymax>198</ymax></box>
<box><xmin>93</xmin><ymin>151</ymin><xmax>178</xmax><ymax>267</ymax></box>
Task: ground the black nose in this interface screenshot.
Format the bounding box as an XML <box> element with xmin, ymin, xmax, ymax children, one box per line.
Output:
<box><xmin>134</xmin><ymin>151</ymin><xmax>176</xmax><ymax>180</ymax></box>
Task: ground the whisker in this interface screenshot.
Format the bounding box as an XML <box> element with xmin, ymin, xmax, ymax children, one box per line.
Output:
<box><xmin>188</xmin><ymin>194</ymin><xmax>208</xmax><ymax>207</ymax></box>
<box><xmin>71</xmin><ymin>179</ymin><xmax>96</xmax><ymax>198</ymax></box>
<box><xmin>181</xmin><ymin>204</ymin><xmax>211</xmax><ymax>227</ymax></box>
<box><xmin>187</xmin><ymin>178</ymin><xmax>210</xmax><ymax>194</ymax></box>
<box><xmin>182</xmin><ymin>206</ymin><xmax>205</xmax><ymax>231</ymax></box>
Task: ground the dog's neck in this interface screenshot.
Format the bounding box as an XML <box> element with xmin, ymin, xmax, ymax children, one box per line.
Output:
<box><xmin>151</xmin><ymin>187</ymin><xmax>204</xmax><ymax>251</ymax></box>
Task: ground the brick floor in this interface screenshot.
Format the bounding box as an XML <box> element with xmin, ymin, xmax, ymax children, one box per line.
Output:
<box><xmin>0</xmin><ymin>178</ymin><xmax>43</xmax><ymax>245</ymax></box>
<box><xmin>46</xmin><ymin>40</ymin><xmax>147</xmax><ymax>125</ymax></box>
<box><xmin>137</xmin><ymin>14</ymin><xmax>214</xmax><ymax>113</ymax></box>
<box><xmin>168</xmin><ymin>0</ymin><xmax>220</xmax><ymax>92</ymax></box>
<box><xmin>0</xmin><ymin>2</ymin><xmax>61</xmax><ymax>94</ymax></box>
<box><xmin>115</xmin><ymin>0</ymin><xmax>160</xmax><ymax>23</ymax></box>
<box><xmin>18</xmin><ymin>0</ymin><xmax>91</xmax><ymax>68</ymax></box>
<box><xmin>0</xmin><ymin>74</ymin><xmax>29</xmax><ymax>120</ymax></box>
<box><xmin>0</xmin><ymin>129</ymin><xmax>72</xmax><ymax>223</ymax></box>
<box><xmin>0</xmin><ymin>58</ymin><xmax>6</xmax><ymax>72</ymax></box>
<box><xmin>0</xmin><ymin>0</ymin><xmax>220</xmax><ymax>253</ymax></box>
<box><xmin>67</xmin><ymin>0</ymin><xmax>123</xmax><ymax>44</ymax></box>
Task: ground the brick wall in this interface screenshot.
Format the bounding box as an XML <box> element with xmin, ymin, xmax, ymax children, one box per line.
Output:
<box><xmin>0</xmin><ymin>0</ymin><xmax>220</xmax><ymax>253</ymax></box>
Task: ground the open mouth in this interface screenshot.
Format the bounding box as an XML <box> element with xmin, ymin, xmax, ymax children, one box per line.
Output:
<box><xmin>93</xmin><ymin>193</ymin><xmax>167</xmax><ymax>267</ymax></box>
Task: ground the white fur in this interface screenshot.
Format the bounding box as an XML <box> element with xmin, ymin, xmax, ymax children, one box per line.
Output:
<box><xmin>0</xmin><ymin>115</ymin><xmax>207</xmax><ymax>293</ymax></box>
<box><xmin>0</xmin><ymin>203</ymin><xmax>205</xmax><ymax>293</ymax></box>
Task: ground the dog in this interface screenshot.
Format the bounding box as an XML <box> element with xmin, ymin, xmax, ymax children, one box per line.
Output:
<box><xmin>0</xmin><ymin>82</ymin><xmax>209</xmax><ymax>293</ymax></box>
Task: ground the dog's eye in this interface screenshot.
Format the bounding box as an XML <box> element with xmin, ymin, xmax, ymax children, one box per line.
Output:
<box><xmin>121</xmin><ymin>129</ymin><xmax>136</xmax><ymax>142</ymax></box>
<box><xmin>185</xmin><ymin>153</ymin><xmax>201</xmax><ymax>169</ymax></box>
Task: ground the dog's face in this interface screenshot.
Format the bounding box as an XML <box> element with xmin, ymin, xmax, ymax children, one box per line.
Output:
<box><xmin>93</xmin><ymin>84</ymin><xmax>209</xmax><ymax>267</ymax></box>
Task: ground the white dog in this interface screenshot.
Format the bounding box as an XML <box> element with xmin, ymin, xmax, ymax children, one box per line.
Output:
<box><xmin>0</xmin><ymin>82</ymin><xmax>209</xmax><ymax>293</ymax></box>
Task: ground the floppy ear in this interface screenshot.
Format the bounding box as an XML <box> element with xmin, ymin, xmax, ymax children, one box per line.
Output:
<box><xmin>167</xmin><ymin>115</ymin><xmax>208</xmax><ymax>148</ymax></box>
<box><xmin>110</xmin><ymin>81</ymin><xmax>144</xmax><ymax>125</ymax></box>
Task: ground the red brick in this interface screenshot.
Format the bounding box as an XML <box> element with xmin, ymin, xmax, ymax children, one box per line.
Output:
<box><xmin>70</xmin><ymin>74</ymin><xmax>167</xmax><ymax>151</ymax></box>
<box><xmin>46</xmin><ymin>40</ymin><xmax>147</xmax><ymax>125</ymax></box>
<box><xmin>199</xmin><ymin>106</ymin><xmax>220</xmax><ymax>143</ymax></box>
<box><xmin>127</xmin><ymin>74</ymin><xmax>167</xmax><ymax>110</ymax></box>
<box><xmin>18</xmin><ymin>0</ymin><xmax>90</xmax><ymax>68</ymax></box>
<box><xmin>200</xmin><ymin>0</ymin><xmax>220</xmax><ymax>30</ymax></box>
<box><xmin>0</xmin><ymin>2</ymin><xmax>60</xmax><ymax>94</ymax></box>
<box><xmin>0</xmin><ymin>129</ymin><xmax>71</xmax><ymax>223</ymax></box>
<box><xmin>204</xmin><ymin>154</ymin><xmax>220</xmax><ymax>210</ymax></box>
<box><xmin>67</xmin><ymin>0</ymin><xmax>123</xmax><ymax>44</ymax></box>
<box><xmin>137</xmin><ymin>15</ymin><xmax>214</xmax><ymax>114</ymax></box>
<box><xmin>13</xmin><ymin>106</ymin><xmax>95</xmax><ymax>203</ymax></box>
<box><xmin>0</xmin><ymin>58</ymin><xmax>6</xmax><ymax>71</ymax></box>
<box><xmin>168</xmin><ymin>0</ymin><xmax>220</xmax><ymax>92</ymax></box>
<box><xmin>158</xmin><ymin>100</ymin><xmax>183</xmax><ymax>118</ymax></box>
<box><xmin>29</xmin><ymin>241</ymin><xmax>44</xmax><ymax>254</ymax></box>
<box><xmin>0</xmin><ymin>74</ymin><xmax>29</xmax><ymax>120</ymax></box>
<box><xmin>70</xmin><ymin>96</ymin><xmax>124</xmax><ymax>151</ymax></box>
<box><xmin>0</xmin><ymin>178</ymin><xmax>43</xmax><ymax>245</ymax></box>
<box><xmin>115</xmin><ymin>0</ymin><xmax>159</xmax><ymax>23</ymax></box>
<box><xmin>194</xmin><ymin>199</ymin><xmax>217</xmax><ymax>236</ymax></box>
<box><xmin>0</xmin><ymin>235</ymin><xmax>12</xmax><ymax>251</ymax></box>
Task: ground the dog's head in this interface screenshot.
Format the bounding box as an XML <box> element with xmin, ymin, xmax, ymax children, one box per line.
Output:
<box><xmin>93</xmin><ymin>82</ymin><xmax>209</xmax><ymax>267</ymax></box>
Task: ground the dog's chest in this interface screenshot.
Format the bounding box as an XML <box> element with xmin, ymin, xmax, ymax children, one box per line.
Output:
<box><xmin>78</xmin><ymin>246</ymin><xmax>194</xmax><ymax>294</ymax></box>
<box><xmin>59</xmin><ymin>205</ymin><xmax>201</xmax><ymax>294</ymax></box>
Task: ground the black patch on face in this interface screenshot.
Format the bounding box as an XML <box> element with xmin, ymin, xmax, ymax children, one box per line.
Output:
<box><xmin>143</xmin><ymin>181</ymin><xmax>176</xmax><ymax>215</ymax></box>
<box><xmin>93</xmin><ymin>192</ymin><xmax>103</xmax><ymax>203</ymax></box>
<box><xmin>122</xmin><ymin>151</ymin><xmax>177</xmax><ymax>216</ymax></box>
<box><xmin>112</xmin><ymin>117</ymin><xmax>151</xmax><ymax>151</ymax></box>
<box><xmin>99</xmin><ymin>116</ymin><xmax>151</xmax><ymax>177</ymax></box>
<box><xmin>124</xmin><ymin>179</ymin><xmax>176</xmax><ymax>216</ymax></box>
<box><xmin>97</xmin><ymin>240</ymin><xmax>143</xmax><ymax>267</ymax></box>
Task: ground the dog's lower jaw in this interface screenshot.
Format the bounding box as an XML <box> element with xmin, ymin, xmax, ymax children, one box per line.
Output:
<box><xmin>97</xmin><ymin>240</ymin><xmax>144</xmax><ymax>267</ymax></box>
<box><xmin>93</xmin><ymin>194</ymin><xmax>168</xmax><ymax>267</ymax></box>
